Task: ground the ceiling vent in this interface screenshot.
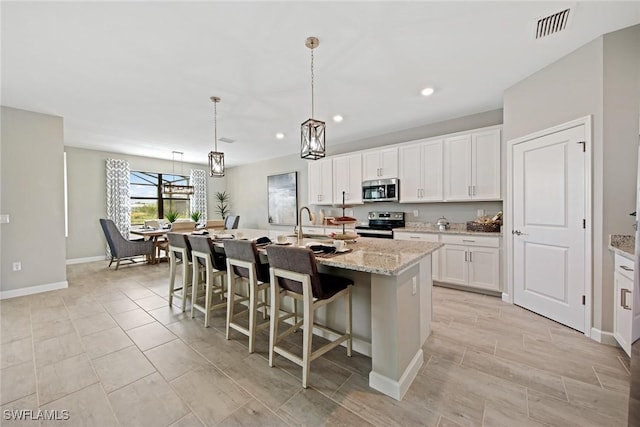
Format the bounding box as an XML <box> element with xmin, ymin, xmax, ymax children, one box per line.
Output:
<box><xmin>218</xmin><ymin>137</ymin><xmax>235</xmax><ymax>144</ymax></box>
<box><xmin>535</xmin><ymin>8</ymin><xmax>571</xmax><ymax>39</ymax></box>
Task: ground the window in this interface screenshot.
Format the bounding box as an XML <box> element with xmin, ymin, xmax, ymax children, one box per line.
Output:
<box><xmin>130</xmin><ymin>171</ymin><xmax>191</xmax><ymax>225</ymax></box>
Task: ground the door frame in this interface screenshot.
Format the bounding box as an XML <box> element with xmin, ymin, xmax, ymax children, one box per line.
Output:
<box><xmin>505</xmin><ymin>116</ymin><xmax>592</xmax><ymax>336</ymax></box>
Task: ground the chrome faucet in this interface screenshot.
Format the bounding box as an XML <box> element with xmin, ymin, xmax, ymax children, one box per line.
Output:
<box><xmin>297</xmin><ymin>206</ymin><xmax>312</xmax><ymax>242</ymax></box>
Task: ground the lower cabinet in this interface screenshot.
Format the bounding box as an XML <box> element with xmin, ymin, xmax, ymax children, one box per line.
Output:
<box><xmin>394</xmin><ymin>232</ymin><xmax>440</xmax><ymax>280</ymax></box>
<box><xmin>439</xmin><ymin>234</ymin><xmax>501</xmax><ymax>292</ymax></box>
<box><xmin>614</xmin><ymin>254</ymin><xmax>634</xmax><ymax>356</ymax></box>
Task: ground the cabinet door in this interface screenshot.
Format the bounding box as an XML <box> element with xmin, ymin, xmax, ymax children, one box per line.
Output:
<box><xmin>378</xmin><ymin>147</ymin><xmax>398</xmax><ymax>179</ymax></box>
<box><xmin>308</xmin><ymin>159</ymin><xmax>332</xmax><ymax>205</ymax></box>
<box><xmin>394</xmin><ymin>232</ymin><xmax>440</xmax><ymax>280</ymax></box>
<box><xmin>444</xmin><ymin>134</ymin><xmax>472</xmax><ymax>201</ymax></box>
<box><xmin>319</xmin><ymin>159</ymin><xmax>333</xmax><ymax>203</ymax></box>
<box><xmin>421</xmin><ymin>140</ymin><xmax>443</xmax><ymax>201</ymax></box>
<box><xmin>334</xmin><ymin>154</ymin><xmax>362</xmax><ymax>204</ymax></box>
<box><xmin>472</xmin><ymin>129</ymin><xmax>501</xmax><ymax>200</ymax></box>
<box><xmin>362</xmin><ymin>151</ymin><xmax>382</xmax><ymax>180</ymax></box>
<box><xmin>333</xmin><ymin>156</ymin><xmax>350</xmax><ymax>203</ymax></box>
<box><xmin>467</xmin><ymin>246</ymin><xmax>500</xmax><ymax>291</ymax></box>
<box><xmin>399</xmin><ymin>144</ymin><xmax>422</xmax><ymax>203</ymax></box>
<box><xmin>440</xmin><ymin>244</ymin><xmax>467</xmax><ymax>286</ymax></box>
<box><xmin>615</xmin><ymin>271</ymin><xmax>633</xmax><ymax>356</ymax></box>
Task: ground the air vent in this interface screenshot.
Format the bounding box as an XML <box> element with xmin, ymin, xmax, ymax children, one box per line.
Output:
<box><xmin>535</xmin><ymin>8</ymin><xmax>571</xmax><ymax>39</ymax></box>
<box><xmin>218</xmin><ymin>137</ymin><xmax>235</xmax><ymax>144</ymax></box>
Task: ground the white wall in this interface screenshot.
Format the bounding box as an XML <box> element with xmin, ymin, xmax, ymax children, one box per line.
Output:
<box><xmin>65</xmin><ymin>146</ymin><xmax>226</xmax><ymax>261</ymax></box>
<box><xmin>503</xmin><ymin>24</ymin><xmax>640</xmax><ymax>333</ymax></box>
<box><xmin>1</xmin><ymin>107</ymin><xmax>67</xmax><ymax>294</ymax></box>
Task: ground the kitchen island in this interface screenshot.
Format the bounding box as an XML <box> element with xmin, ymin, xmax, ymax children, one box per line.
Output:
<box><xmin>227</xmin><ymin>229</ymin><xmax>442</xmax><ymax>400</ymax></box>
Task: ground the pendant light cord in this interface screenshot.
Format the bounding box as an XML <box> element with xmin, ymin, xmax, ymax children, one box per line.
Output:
<box><xmin>311</xmin><ymin>47</ymin><xmax>314</xmax><ymax>119</ymax></box>
<box><xmin>214</xmin><ymin>100</ymin><xmax>218</xmax><ymax>152</ymax></box>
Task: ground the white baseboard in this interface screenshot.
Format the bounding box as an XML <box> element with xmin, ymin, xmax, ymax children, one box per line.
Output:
<box><xmin>66</xmin><ymin>256</ymin><xmax>107</xmax><ymax>265</ymax></box>
<box><xmin>590</xmin><ymin>327</ymin><xmax>618</xmax><ymax>346</ymax></box>
<box><xmin>502</xmin><ymin>292</ymin><xmax>511</xmax><ymax>303</ymax></box>
<box><xmin>0</xmin><ymin>281</ymin><xmax>68</xmax><ymax>300</ymax></box>
<box><xmin>369</xmin><ymin>349</ymin><xmax>424</xmax><ymax>401</ymax></box>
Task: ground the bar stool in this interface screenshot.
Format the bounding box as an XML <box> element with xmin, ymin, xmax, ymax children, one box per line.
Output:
<box><xmin>265</xmin><ymin>245</ymin><xmax>353</xmax><ymax>388</ymax></box>
<box><xmin>187</xmin><ymin>235</ymin><xmax>227</xmax><ymax>327</ymax></box>
<box><xmin>167</xmin><ymin>232</ymin><xmax>193</xmax><ymax>312</ymax></box>
<box><xmin>223</xmin><ymin>239</ymin><xmax>270</xmax><ymax>353</ymax></box>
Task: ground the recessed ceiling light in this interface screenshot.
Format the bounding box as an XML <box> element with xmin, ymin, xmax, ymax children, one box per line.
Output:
<box><xmin>333</xmin><ymin>115</ymin><xmax>343</xmax><ymax>122</ymax></box>
<box><xmin>275</xmin><ymin>132</ymin><xmax>285</xmax><ymax>139</ymax></box>
<box><xmin>421</xmin><ymin>87</ymin><xmax>435</xmax><ymax>97</ymax></box>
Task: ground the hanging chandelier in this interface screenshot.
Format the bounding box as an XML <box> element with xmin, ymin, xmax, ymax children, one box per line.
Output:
<box><xmin>208</xmin><ymin>96</ymin><xmax>225</xmax><ymax>177</ymax></box>
<box><xmin>301</xmin><ymin>36</ymin><xmax>325</xmax><ymax>160</ymax></box>
<box><xmin>163</xmin><ymin>151</ymin><xmax>194</xmax><ymax>195</ymax></box>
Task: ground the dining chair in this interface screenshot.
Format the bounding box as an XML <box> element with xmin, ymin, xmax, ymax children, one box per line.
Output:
<box><xmin>167</xmin><ymin>232</ymin><xmax>193</xmax><ymax>312</ymax></box>
<box><xmin>265</xmin><ymin>245</ymin><xmax>353</xmax><ymax>388</ymax></box>
<box><xmin>223</xmin><ymin>239</ymin><xmax>270</xmax><ymax>353</ymax></box>
<box><xmin>99</xmin><ymin>218</ymin><xmax>154</xmax><ymax>270</ymax></box>
<box><xmin>187</xmin><ymin>235</ymin><xmax>227</xmax><ymax>327</ymax></box>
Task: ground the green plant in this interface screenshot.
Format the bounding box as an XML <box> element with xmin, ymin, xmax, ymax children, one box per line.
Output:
<box><xmin>190</xmin><ymin>211</ymin><xmax>202</xmax><ymax>223</ymax></box>
<box><xmin>215</xmin><ymin>191</ymin><xmax>230</xmax><ymax>219</ymax></box>
<box><xmin>165</xmin><ymin>211</ymin><xmax>179</xmax><ymax>223</ymax></box>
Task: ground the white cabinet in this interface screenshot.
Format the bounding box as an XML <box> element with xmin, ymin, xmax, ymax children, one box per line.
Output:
<box><xmin>363</xmin><ymin>147</ymin><xmax>398</xmax><ymax>180</ymax></box>
<box><xmin>614</xmin><ymin>254</ymin><xmax>634</xmax><ymax>356</ymax></box>
<box><xmin>394</xmin><ymin>232</ymin><xmax>440</xmax><ymax>280</ymax></box>
<box><xmin>443</xmin><ymin>128</ymin><xmax>501</xmax><ymax>201</ymax></box>
<box><xmin>308</xmin><ymin>159</ymin><xmax>333</xmax><ymax>205</ymax></box>
<box><xmin>333</xmin><ymin>154</ymin><xmax>363</xmax><ymax>204</ymax></box>
<box><xmin>399</xmin><ymin>139</ymin><xmax>443</xmax><ymax>203</ymax></box>
<box><xmin>439</xmin><ymin>235</ymin><xmax>501</xmax><ymax>292</ymax></box>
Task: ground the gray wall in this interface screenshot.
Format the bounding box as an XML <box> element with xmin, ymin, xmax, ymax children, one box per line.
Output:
<box><xmin>1</xmin><ymin>107</ymin><xmax>67</xmax><ymax>292</ymax></box>
<box><xmin>65</xmin><ymin>146</ymin><xmax>227</xmax><ymax>261</ymax></box>
<box><xmin>503</xmin><ymin>24</ymin><xmax>640</xmax><ymax>333</ymax></box>
<box><xmin>227</xmin><ymin>109</ymin><xmax>504</xmax><ymax>232</ymax></box>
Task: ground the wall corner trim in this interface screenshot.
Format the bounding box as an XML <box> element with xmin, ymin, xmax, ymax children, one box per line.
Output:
<box><xmin>66</xmin><ymin>256</ymin><xmax>107</xmax><ymax>265</ymax></box>
<box><xmin>590</xmin><ymin>327</ymin><xmax>618</xmax><ymax>346</ymax></box>
<box><xmin>0</xmin><ymin>281</ymin><xmax>68</xmax><ymax>300</ymax></box>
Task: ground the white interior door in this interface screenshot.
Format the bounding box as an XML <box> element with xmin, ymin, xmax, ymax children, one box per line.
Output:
<box><xmin>512</xmin><ymin>125</ymin><xmax>586</xmax><ymax>332</ymax></box>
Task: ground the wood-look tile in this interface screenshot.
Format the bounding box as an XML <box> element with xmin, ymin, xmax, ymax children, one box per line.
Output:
<box><xmin>144</xmin><ymin>339</ymin><xmax>210</xmax><ymax>381</ymax></box>
<box><xmin>109</xmin><ymin>372</ymin><xmax>189</xmax><ymax>427</ymax></box>
<box><xmin>33</xmin><ymin>331</ymin><xmax>84</xmax><ymax>367</ymax></box>
<box><xmin>481</xmin><ymin>401</ymin><xmax>548</xmax><ymax>427</ymax></box>
<box><xmin>437</xmin><ymin>415</ymin><xmax>466</xmax><ymax>427</ymax></box>
<box><xmin>278</xmin><ymin>388</ymin><xmax>374</xmax><ymax>426</ymax></box>
<box><xmin>0</xmin><ymin>362</ymin><xmax>36</xmax><ymax>405</ymax></box>
<box><xmin>170</xmin><ymin>366</ymin><xmax>252</xmax><ymax>426</ymax></box>
<box><xmin>524</xmin><ymin>334</ymin><xmax>625</xmax><ymax>370</ymax></box>
<box><xmin>0</xmin><ymin>337</ymin><xmax>33</xmax><ymax>369</ymax></box>
<box><xmin>92</xmin><ymin>345</ymin><xmax>156</xmax><ymax>392</ymax></box>
<box><xmin>217</xmin><ymin>399</ymin><xmax>286</xmax><ymax>427</ymax></box>
<box><xmin>170</xmin><ymin>413</ymin><xmax>205</xmax><ymax>427</ymax></box>
<box><xmin>81</xmin><ymin>326</ymin><xmax>134</xmax><ymax>359</ymax></box>
<box><xmin>593</xmin><ymin>363</ymin><xmax>631</xmax><ymax>394</ymax></box>
<box><xmin>423</xmin><ymin>333</ymin><xmax>467</xmax><ymax>364</ymax></box>
<box><xmin>37</xmin><ymin>353</ymin><xmax>98</xmax><ymax>405</ymax></box>
<box><xmin>430</xmin><ymin>321</ymin><xmax>497</xmax><ymax>355</ymax></box>
<box><xmin>527</xmin><ymin>388</ymin><xmax>625</xmax><ymax>427</ymax></box>
<box><xmin>40</xmin><ymin>383</ymin><xmax>119</xmax><ymax>427</ymax></box>
<box><xmin>0</xmin><ymin>394</ymin><xmax>40</xmax><ymax>427</ymax></box>
<box><xmin>126</xmin><ymin>321</ymin><xmax>177</xmax><ymax>351</ymax></box>
<box><xmin>562</xmin><ymin>376</ymin><xmax>629</xmax><ymax>421</ymax></box>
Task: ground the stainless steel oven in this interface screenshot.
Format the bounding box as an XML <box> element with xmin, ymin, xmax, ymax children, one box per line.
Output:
<box><xmin>355</xmin><ymin>211</ymin><xmax>405</xmax><ymax>239</ymax></box>
<box><xmin>362</xmin><ymin>178</ymin><xmax>399</xmax><ymax>202</ymax></box>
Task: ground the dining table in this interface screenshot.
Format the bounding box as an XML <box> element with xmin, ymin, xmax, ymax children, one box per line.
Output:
<box><xmin>130</xmin><ymin>228</ymin><xmax>171</xmax><ymax>264</ymax></box>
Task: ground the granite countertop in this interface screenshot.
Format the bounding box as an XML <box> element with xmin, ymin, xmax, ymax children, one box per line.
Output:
<box><xmin>228</xmin><ymin>228</ymin><xmax>442</xmax><ymax>276</ymax></box>
<box><xmin>396</xmin><ymin>222</ymin><xmax>503</xmax><ymax>236</ymax></box>
<box><xmin>609</xmin><ymin>234</ymin><xmax>635</xmax><ymax>260</ymax></box>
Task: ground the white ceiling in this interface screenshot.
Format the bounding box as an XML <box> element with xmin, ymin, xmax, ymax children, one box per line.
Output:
<box><xmin>2</xmin><ymin>1</ymin><xmax>639</xmax><ymax>167</ymax></box>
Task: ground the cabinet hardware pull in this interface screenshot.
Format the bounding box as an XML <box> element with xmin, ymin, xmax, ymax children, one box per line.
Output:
<box><xmin>621</xmin><ymin>265</ymin><xmax>634</xmax><ymax>272</ymax></box>
<box><xmin>512</xmin><ymin>230</ymin><xmax>527</xmax><ymax>236</ymax></box>
<box><xmin>469</xmin><ymin>251</ymin><xmax>472</xmax><ymax>262</ymax></box>
<box><xmin>622</xmin><ymin>288</ymin><xmax>632</xmax><ymax>310</ymax></box>
<box><xmin>464</xmin><ymin>251</ymin><xmax>468</xmax><ymax>262</ymax></box>
<box><xmin>472</xmin><ymin>185</ymin><xmax>476</xmax><ymax>196</ymax></box>
<box><xmin>462</xmin><ymin>240</ymin><xmax>475</xmax><ymax>243</ymax></box>
<box><xmin>410</xmin><ymin>236</ymin><xmax>420</xmax><ymax>239</ymax></box>
<box><xmin>417</xmin><ymin>189</ymin><xmax>420</xmax><ymax>198</ymax></box>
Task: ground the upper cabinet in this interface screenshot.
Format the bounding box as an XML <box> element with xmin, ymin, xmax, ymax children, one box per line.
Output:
<box><xmin>443</xmin><ymin>128</ymin><xmax>501</xmax><ymax>201</ymax></box>
<box><xmin>399</xmin><ymin>139</ymin><xmax>443</xmax><ymax>203</ymax></box>
<box><xmin>362</xmin><ymin>147</ymin><xmax>398</xmax><ymax>180</ymax></box>
<box><xmin>308</xmin><ymin>158</ymin><xmax>333</xmax><ymax>205</ymax></box>
<box><xmin>333</xmin><ymin>153</ymin><xmax>363</xmax><ymax>205</ymax></box>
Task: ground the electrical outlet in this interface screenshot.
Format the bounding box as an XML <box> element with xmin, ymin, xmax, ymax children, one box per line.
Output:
<box><xmin>12</xmin><ymin>262</ymin><xmax>21</xmax><ymax>272</ymax></box>
<box><xmin>0</xmin><ymin>214</ymin><xmax>9</xmax><ymax>224</ymax></box>
<box><xmin>413</xmin><ymin>210</ymin><xmax>419</xmax><ymax>217</ymax></box>
<box><xmin>412</xmin><ymin>277</ymin><xmax>417</xmax><ymax>295</ymax></box>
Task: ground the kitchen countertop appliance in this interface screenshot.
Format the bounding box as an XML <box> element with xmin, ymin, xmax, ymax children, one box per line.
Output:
<box><xmin>436</xmin><ymin>216</ymin><xmax>450</xmax><ymax>231</ymax></box>
<box><xmin>355</xmin><ymin>211</ymin><xmax>405</xmax><ymax>239</ymax></box>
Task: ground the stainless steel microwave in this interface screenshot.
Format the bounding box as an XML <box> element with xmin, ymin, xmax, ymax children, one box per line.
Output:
<box><xmin>362</xmin><ymin>178</ymin><xmax>399</xmax><ymax>202</ymax></box>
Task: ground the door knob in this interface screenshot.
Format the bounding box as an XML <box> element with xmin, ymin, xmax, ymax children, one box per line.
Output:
<box><xmin>512</xmin><ymin>230</ymin><xmax>527</xmax><ymax>236</ymax></box>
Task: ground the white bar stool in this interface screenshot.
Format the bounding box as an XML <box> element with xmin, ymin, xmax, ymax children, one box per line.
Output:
<box><xmin>187</xmin><ymin>235</ymin><xmax>227</xmax><ymax>328</ymax></box>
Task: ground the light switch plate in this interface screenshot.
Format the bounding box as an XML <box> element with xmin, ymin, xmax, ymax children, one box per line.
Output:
<box><xmin>0</xmin><ymin>214</ymin><xmax>9</xmax><ymax>224</ymax></box>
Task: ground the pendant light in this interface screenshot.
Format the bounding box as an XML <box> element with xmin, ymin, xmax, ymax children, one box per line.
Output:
<box><xmin>163</xmin><ymin>151</ymin><xmax>194</xmax><ymax>195</ymax></box>
<box><xmin>208</xmin><ymin>96</ymin><xmax>225</xmax><ymax>177</ymax></box>
<box><xmin>301</xmin><ymin>36</ymin><xmax>325</xmax><ymax>160</ymax></box>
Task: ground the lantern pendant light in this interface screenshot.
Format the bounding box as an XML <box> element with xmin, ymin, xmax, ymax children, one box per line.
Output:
<box><xmin>208</xmin><ymin>96</ymin><xmax>225</xmax><ymax>177</ymax></box>
<box><xmin>301</xmin><ymin>36</ymin><xmax>325</xmax><ymax>160</ymax></box>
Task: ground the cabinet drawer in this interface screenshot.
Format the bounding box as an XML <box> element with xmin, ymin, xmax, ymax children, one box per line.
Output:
<box><xmin>394</xmin><ymin>232</ymin><xmax>439</xmax><ymax>242</ymax></box>
<box><xmin>440</xmin><ymin>234</ymin><xmax>500</xmax><ymax>248</ymax></box>
<box><xmin>615</xmin><ymin>255</ymin><xmax>635</xmax><ymax>280</ymax></box>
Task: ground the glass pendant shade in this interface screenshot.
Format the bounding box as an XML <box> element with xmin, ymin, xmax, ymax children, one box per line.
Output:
<box><xmin>208</xmin><ymin>151</ymin><xmax>225</xmax><ymax>177</ymax></box>
<box><xmin>301</xmin><ymin>118</ymin><xmax>326</xmax><ymax>160</ymax></box>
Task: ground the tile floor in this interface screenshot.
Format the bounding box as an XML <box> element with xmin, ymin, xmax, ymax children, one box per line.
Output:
<box><xmin>0</xmin><ymin>260</ymin><xmax>630</xmax><ymax>426</ymax></box>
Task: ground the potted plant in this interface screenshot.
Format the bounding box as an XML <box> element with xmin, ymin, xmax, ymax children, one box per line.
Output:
<box><xmin>215</xmin><ymin>191</ymin><xmax>230</xmax><ymax>219</ymax></box>
<box><xmin>165</xmin><ymin>211</ymin><xmax>179</xmax><ymax>223</ymax></box>
<box><xmin>190</xmin><ymin>211</ymin><xmax>202</xmax><ymax>224</ymax></box>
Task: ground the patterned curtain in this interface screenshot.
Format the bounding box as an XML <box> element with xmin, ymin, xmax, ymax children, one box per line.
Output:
<box><xmin>106</xmin><ymin>159</ymin><xmax>131</xmax><ymax>254</ymax></box>
<box><xmin>190</xmin><ymin>169</ymin><xmax>207</xmax><ymax>222</ymax></box>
